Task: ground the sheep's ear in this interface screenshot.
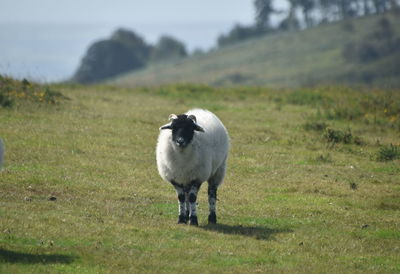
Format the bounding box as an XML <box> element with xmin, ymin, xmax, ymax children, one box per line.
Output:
<box><xmin>160</xmin><ymin>123</ymin><xmax>172</xmax><ymax>130</ymax></box>
<box><xmin>194</xmin><ymin>124</ymin><xmax>205</xmax><ymax>132</ymax></box>
<box><xmin>188</xmin><ymin>115</ymin><xmax>204</xmax><ymax>132</ymax></box>
<box><xmin>168</xmin><ymin>114</ymin><xmax>178</xmax><ymax>121</ymax></box>
<box><xmin>188</xmin><ymin>115</ymin><xmax>197</xmax><ymax>123</ymax></box>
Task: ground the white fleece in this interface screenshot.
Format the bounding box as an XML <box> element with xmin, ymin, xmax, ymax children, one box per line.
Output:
<box><xmin>156</xmin><ymin>109</ymin><xmax>229</xmax><ymax>186</ymax></box>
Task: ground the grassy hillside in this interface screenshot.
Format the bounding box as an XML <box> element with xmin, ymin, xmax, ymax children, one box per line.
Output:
<box><xmin>112</xmin><ymin>13</ymin><xmax>400</xmax><ymax>88</ymax></box>
<box><xmin>1</xmin><ymin>80</ymin><xmax>399</xmax><ymax>272</ymax></box>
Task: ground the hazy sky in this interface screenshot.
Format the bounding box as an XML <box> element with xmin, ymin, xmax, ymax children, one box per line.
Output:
<box><xmin>0</xmin><ymin>0</ymin><xmax>255</xmax><ymax>25</ymax></box>
<box><xmin>1</xmin><ymin>1</ymin><xmax>287</xmax><ymax>81</ymax></box>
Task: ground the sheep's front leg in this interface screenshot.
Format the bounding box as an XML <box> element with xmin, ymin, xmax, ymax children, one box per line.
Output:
<box><xmin>188</xmin><ymin>181</ymin><xmax>201</xmax><ymax>226</ymax></box>
<box><xmin>172</xmin><ymin>182</ymin><xmax>188</xmax><ymax>224</ymax></box>
<box><xmin>185</xmin><ymin>192</ymin><xmax>190</xmax><ymax>223</ymax></box>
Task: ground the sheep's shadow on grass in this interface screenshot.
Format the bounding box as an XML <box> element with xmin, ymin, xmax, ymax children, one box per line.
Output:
<box><xmin>0</xmin><ymin>248</ymin><xmax>76</xmax><ymax>264</ymax></box>
<box><xmin>201</xmin><ymin>223</ymin><xmax>293</xmax><ymax>240</ymax></box>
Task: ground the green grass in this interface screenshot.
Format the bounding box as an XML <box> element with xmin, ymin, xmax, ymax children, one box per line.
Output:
<box><xmin>1</xmin><ymin>82</ymin><xmax>399</xmax><ymax>272</ymax></box>
<box><xmin>111</xmin><ymin>13</ymin><xmax>400</xmax><ymax>88</ymax></box>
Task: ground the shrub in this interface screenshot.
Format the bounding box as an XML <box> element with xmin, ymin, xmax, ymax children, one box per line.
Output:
<box><xmin>0</xmin><ymin>91</ymin><xmax>14</xmax><ymax>107</ymax></box>
<box><xmin>324</xmin><ymin>128</ymin><xmax>364</xmax><ymax>145</ymax></box>
<box><xmin>377</xmin><ymin>144</ymin><xmax>400</xmax><ymax>161</ymax></box>
<box><xmin>324</xmin><ymin>128</ymin><xmax>353</xmax><ymax>144</ymax></box>
<box><xmin>0</xmin><ymin>75</ymin><xmax>66</xmax><ymax>107</ymax></box>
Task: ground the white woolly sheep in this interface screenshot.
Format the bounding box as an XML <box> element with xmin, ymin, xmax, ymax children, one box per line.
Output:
<box><xmin>156</xmin><ymin>108</ymin><xmax>229</xmax><ymax>226</ymax></box>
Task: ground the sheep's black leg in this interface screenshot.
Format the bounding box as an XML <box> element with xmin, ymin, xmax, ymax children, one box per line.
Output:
<box><xmin>184</xmin><ymin>192</ymin><xmax>190</xmax><ymax>222</ymax></box>
<box><xmin>171</xmin><ymin>181</ymin><xmax>188</xmax><ymax>224</ymax></box>
<box><xmin>188</xmin><ymin>181</ymin><xmax>201</xmax><ymax>226</ymax></box>
<box><xmin>208</xmin><ymin>162</ymin><xmax>226</xmax><ymax>225</ymax></box>
<box><xmin>208</xmin><ymin>184</ymin><xmax>218</xmax><ymax>224</ymax></box>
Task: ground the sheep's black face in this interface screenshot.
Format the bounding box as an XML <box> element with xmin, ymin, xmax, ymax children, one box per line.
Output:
<box><xmin>172</xmin><ymin>117</ymin><xmax>196</xmax><ymax>148</ymax></box>
<box><xmin>160</xmin><ymin>114</ymin><xmax>204</xmax><ymax>148</ymax></box>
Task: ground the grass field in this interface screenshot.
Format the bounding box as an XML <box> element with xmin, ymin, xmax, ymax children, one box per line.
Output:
<box><xmin>1</xmin><ymin>82</ymin><xmax>399</xmax><ymax>273</ymax></box>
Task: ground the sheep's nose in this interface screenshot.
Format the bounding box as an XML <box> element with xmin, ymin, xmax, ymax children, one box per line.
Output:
<box><xmin>176</xmin><ymin>137</ymin><xmax>185</xmax><ymax>146</ymax></box>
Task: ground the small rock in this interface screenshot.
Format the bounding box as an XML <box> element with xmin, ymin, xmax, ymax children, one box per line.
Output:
<box><xmin>48</xmin><ymin>196</ymin><xmax>57</xmax><ymax>201</ymax></box>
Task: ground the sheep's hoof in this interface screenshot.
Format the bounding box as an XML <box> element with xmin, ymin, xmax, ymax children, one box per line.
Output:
<box><xmin>178</xmin><ymin>215</ymin><xmax>188</xmax><ymax>224</ymax></box>
<box><xmin>208</xmin><ymin>212</ymin><xmax>217</xmax><ymax>224</ymax></box>
<box><xmin>189</xmin><ymin>216</ymin><xmax>198</xmax><ymax>226</ymax></box>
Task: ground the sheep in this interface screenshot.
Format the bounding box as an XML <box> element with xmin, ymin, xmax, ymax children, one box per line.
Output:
<box><xmin>156</xmin><ymin>108</ymin><xmax>229</xmax><ymax>226</ymax></box>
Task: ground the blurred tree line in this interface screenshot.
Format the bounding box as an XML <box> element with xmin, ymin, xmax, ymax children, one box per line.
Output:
<box><xmin>218</xmin><ymin>0</ymin><xmax>400</xmax><ymax>47</ymax></box>
<box><xmin>73</xmin><ymin>29</ymin><xmax>187</xmax><ymax>84</ymax></box>
<box><xmin>341</xmin><ymin>16</ymin><xmax>400</xmax><ymax>83</ymax></box>
<box><xmin>73</xmin><ymin>0</ymin><xmax>399</xmax><ymax>84</ymax></box>
<box><xmin>343</xmin><ymin>17</ymin><xmax>400</xmax><ymax>63</ymax></box>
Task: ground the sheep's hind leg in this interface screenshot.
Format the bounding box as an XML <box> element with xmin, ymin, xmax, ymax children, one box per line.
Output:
<box><xmin>207</xmin><ymin>184</ymin><xmax>218</xmax><ymax>224</ymax></box>
<box><xmin>207</xmin><ymin>163</ymin><xmax>226</xmax><ymax>224</ymax></box>
<box><xmin>172</xmin><ymin>182</ymin><xmax>188</xmax><ymax>224</ymax></box>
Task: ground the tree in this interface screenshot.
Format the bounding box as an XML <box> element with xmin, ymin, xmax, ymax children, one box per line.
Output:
<box><xmin>316</xmin><ymin>0</ymin><xmax>337</xmax><ymax>22</ymax></box>
<box><xmin>337</xmin><ymin>0</ymin><xmax>357</xmax><ymax>18</ymax></box>
<box><xmin>73</xmin><ymin>39</ymin><xmax>145</xmax><ymax>84</ymax></box>
<box><xmin>361</xmin><ymin>0</ymin><xmax>372</xmax><ymax>15</ymax></box>
<box><xmin>342</xmin><ymin>17</ymin><xmax>400</xmax><ymax>63</ymax></box>
<box><xmin>110</xmin><ymin>28</ymin><xmax>152</xmax><ymax>63</ymax></box>
<box><xmin>150</xmin><ymin>36</ymin><xmax>187</xmax><ymax>63</ymax></box>
<box><xmin>298</xmin><ymin>0</ymin><xmax>316</xmax><ymax>27</ymax></box>
<box><xmin>254</xmin><ymin>0</ymin><xmax>275</xmax><ymax>28</ymax></box>
<box><xmin>279</xmin><ymin>0</ymin><xmax>301</xmax><ymax>30</ymax></box>
<box><xmin>72</xmin><ymin>29</ymin><xmax>153</xmax><ymax>83</ymax></box>
<box><xmin>372</xmin><ymin>0</ymin><xmax>389</xmax><ymax>13</ymax></box>
<box><xmin>217</xmin><ymin>24</ymin><xmax>263</xmax><ymax>47</ymax></box>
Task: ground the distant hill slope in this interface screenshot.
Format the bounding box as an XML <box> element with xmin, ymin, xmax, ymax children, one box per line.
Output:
<box><xmin>112</xmin><ymin>13</ymin><xmax>400</xmax><ymax>88</ymax></box>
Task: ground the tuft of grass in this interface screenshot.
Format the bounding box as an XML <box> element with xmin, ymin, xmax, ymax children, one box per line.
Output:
<box><xmin>376</xmin><ymin>144</ymin><xmax>400</xmax><ymax>161</ymax></box>
<box><xmin>349</xmin><ymin>181</ymin><xmax>358</xmax><ymax>190</ymax></box>
<box><xmin>303</xmin><ymin>121</ymin><xmax>329</xmax><ymax>132</ymax></box>
<box><xmin>315</xmin><ymin>153</ymin><xmax>333</xmax><ymax>163</ymax></box>
<box><xmin>285</xmin><ymin>89</ymin><xmax>327</xmax><ymax>106</ymax></box>
<box><xmin>324</xmin><ymin>105</ymin><xmax>364</xmax><ymax>121</ymax></box>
